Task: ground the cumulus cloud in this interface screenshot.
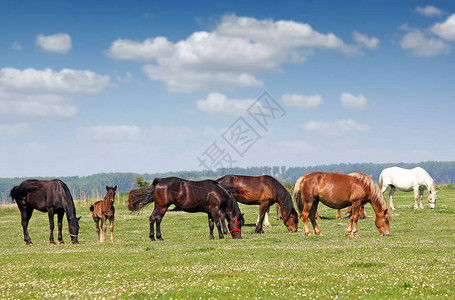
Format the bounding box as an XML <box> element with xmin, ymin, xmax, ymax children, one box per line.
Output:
<box><xmin>36</xmin><ymin>33</ymin><xmax>72</xmax><ymax>54</ymax></box>
<box><xmin>196</xmin><ymin>93</ymin><xmax>255</xmax><ymax>116</ymax></box>
<box><xmin>352</xmin><ymin>31</ymin><xmax>379</xmax><ymax>49</ymax></box>
<box><xmin>340</xmin><ymin>93</ymin><xmax>368</xmax><ymax>109</ymax></box>
<box><xmin>0</xmin><ymin>123</ymin><xmax>29</xmax><ymax>136</ymax></box>
<box><xmin>303</xmin><ymin>119</ymin><xmax>370</xmax><ymax>136</ymax></box>
<box><xmin>281</xmin><ymin>93</ymin><xmax>323</xmax><ymax>109</ymax></box>
<box><xmin>415</xmin><ymin>5</ymin><xmax>444</xmax><ymax>17</ymax></box>
<box><xmin>400</xmin><ymin>28</ymin><xmax>450</xmax><ymax>56</ymax></box>
<box><xmin>0</xmin><ymin>68</ymin><xmax>110</xmax><ymax>120</ymax></box>
<box><xmin>106</xmin><ymin>14</ymin><xmax>356</xmax><ymax>92</ymax></box>
<box><xmin>432</xmin><ymin>14</ymin><xmax>455</xmax><ymax>41</ymax></box>
<box><xmin>12</xmin><ymin>42</ymin><xmax>22</xmax><ymax>51</ymax></box>
<box><xmin>77</xmin><ymin>125</ymin><xmax>142</xmax><ymax>142</ymax></box>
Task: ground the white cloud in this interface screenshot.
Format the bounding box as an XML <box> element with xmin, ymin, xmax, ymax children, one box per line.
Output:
<box><xmin>0</xmin><ymin>123</ymin><xmax>29</xmax><ymax>136</ymax></box>
<box><xmin>106</xmin><ymin>37</ymin><xmax>174</xmax><ymax>60</ymax></box>
<box><xmin>19</xmin><ymin>142</ymin><xmax>48</xmax><ymax>153</ymax></box>
<box><xmin>77</xmin><ymin>125</ymin><xmax>141</xmax><ymax>142</ymax></box>
<box><xmin>196</xmin><ymin>93</ymin><xmax>255</xmax><ymax>116</ymax></box>
<box><xmin>352</xmin><ymin>31</ymin><xmax>379</xmax><ymax>49</ymax></box>
<box><xmin>0</xmin><ymin>68</ymin><xmax>110</xmax><ymax>120</ymax></box>
<box><xmin>107</xmin><ymin>14</ymin><xmax>356</xmax><ymax>92</ymax></box>
<box><xmin>12</xmin><ymin>42</ymin><xmax>22</xmax><ymax>51</ymax></box>
<box><xmin>432</xmin><ymin>14</ymin><xmax>455</xmax><ymax>41</ymax></box>
<box><xmin>415</xmin><ymin>5</ymin><xmax>444</xmax><ymax>17</ymax></box>
<box><xmin>340</xmin><ymin>93</ymin><xmax>368</xmax><ymax>109</ymax></box>
<box><xmin>303</xmin><ymin>119</ymin><xmax>370</xmax><ymax>136</ymax></box>
<box><xmin>36</xmin><ymin>33</ymin><xmax>72</xmax><ymax>54</ymax></box>
<box><xmin>400</xmin><ymin>29</ymin><xmax>450</xmax><ymax>56</ymax></box>
<box><xmin>281</xmin><ymin>93</ymin><xmax>323</xmax><ymax>109</ymax></box>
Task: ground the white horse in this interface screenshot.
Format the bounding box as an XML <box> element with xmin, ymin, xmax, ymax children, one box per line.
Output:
<box><xmin>379</xmin><ymin>167</ymin><xmax>437</xmax><ymax>210</ymax></box>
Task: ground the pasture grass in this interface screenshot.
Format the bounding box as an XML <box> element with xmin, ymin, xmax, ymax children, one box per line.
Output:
<box><xmin>1</xmin><ymin>189</ymin><xmax>454</xmax><ymax>299</ymax></box>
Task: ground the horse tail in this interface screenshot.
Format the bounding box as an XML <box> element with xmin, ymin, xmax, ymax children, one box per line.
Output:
<box><xmin>379</xmin><ymin>171</ymin><xmax>383</xmax><ymax>190</ymax></box>
<box><xmin>128</xmin><ymin>178</ymin><xmax>159</xmax><ymax>212</ymax></box>
<box><xmin>89</xmin><ymin>205</ymin><xmax>94</xmax><ymax>212</ymax></box>
<box><xmin>292</xmin><ymin>176</ymin><xmax>305</xmax><ymax>213</ymax></box>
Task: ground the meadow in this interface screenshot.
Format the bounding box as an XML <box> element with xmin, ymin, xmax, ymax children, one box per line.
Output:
<box><xmin>0</xmin><ymin>187</ymin><xmax>454</xmax><ymax>299</ymax></box>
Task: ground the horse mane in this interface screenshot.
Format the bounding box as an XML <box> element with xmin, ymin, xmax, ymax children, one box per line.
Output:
<box><xmin>348</xmin><ymin>172</ymin><xmax>387</xmax><ymax>210</ymax></box>
<box><xmin>10</xmin><ymin>180</ymin><xmax>44</xmax><ymax>200</ymax></box>
<box><xmin>264</xmin><ymin>175</ymin><xmax>296</xmax><ymax>222</ymax></box>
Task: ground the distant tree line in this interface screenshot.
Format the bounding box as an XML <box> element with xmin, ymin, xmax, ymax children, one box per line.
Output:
<box><xmin>1</xmin><ymin>161</ymin><xmax>454</xmax><ymax>204</ymax></box>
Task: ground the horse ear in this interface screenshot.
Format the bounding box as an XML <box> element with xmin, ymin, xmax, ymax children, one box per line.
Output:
<box><xmin>436</xmin><ymin>191</ymin><xmax>438</xmax><ymax>194</ymax></box>
<box><xmin>114</xmin><ymin>186</ymin><xmax>117</xmax><ymax>191</ymax></box>
<box><xmin>77</xmin><ymin>216</ymin><xmax>81</xmax><ymax>221</ymax></box>
<box><xmin>384</xmin><ymin>208</ymin><xmax>389</xmax><ymax>215</ymax></box>
<box><xmin>106</xmin><ymin>185</ymin><xmax>109</xmax><ymax>191</ymax></box>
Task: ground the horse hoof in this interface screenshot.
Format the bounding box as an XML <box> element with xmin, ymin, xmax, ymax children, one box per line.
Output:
<box><xmin>25</xmin><ymin>241</ymin><xmax>33</xmax><ymax>245</ymax></box>
<box><xmin>255</xmin><ymin>230</ymin><xmax>265</xmax><ymax>234</ymax></box>
<box><xmin>50</xmin><ymin>241</ymin><xmax>56</xmax><ymax>245</ymax></box>
<box><xmin>264</xmin><ymin>223</ymin><xmax>272</xmax><ymax>227</ymax></box>
<box><xmin>59</xmin><ymin>241</ymin><xmax>65</xmax><ymax>245</ymax></box>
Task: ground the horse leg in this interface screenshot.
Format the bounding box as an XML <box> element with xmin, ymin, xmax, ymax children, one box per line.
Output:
<box><xmin>257</xmin><ymin>207</ymin><xmax>271</xmax><ymax>227</ymax></box>
<box><xmin>153</xmin><ymin>207</ymin><xmax>168</xmax><ymax>241</ymax></box>
<box><xmin>211</xmin><ymin>209</ymin><xmax>224</xmax><ymax>239</ymax></box>
<box><xmin>255</xmin><ymin>203</ymin><xmax>269</xmax><ymax>234</ymax></box>
<box><xmin>359</xmin><ymin>205</ymin><xmax>366</xmax><ymax>219</ymax></box>
<box><xmin>101</xmin><ymin>216</ymin><xmax>107</xmax><ymax>243</ymax></box>
<box><xmin>309</xmin><ymin>201</ymin><xmax>322</xmax><ymax>236</ymax></box>
<box><xmin>337</xmin><ymin>209</ymin><xmax>342</xmax><ymax>219</ymax></box>
<box><xmin>219</xmin><ymin>210</ymin><xmax>228</xmax><ymax>235</ymax></box>
<box><xmin>20</xmin><ymin>206</ymin><xmax>34</xmax><ymax>245</ymax></box>
<box><xmin>349</xmin><ymin>203</ymin><xmax>362</xmax><ymax>237</ymax></box>
<box><xmin>207</xmin><ymin>214</ymin><xmax>215</xmax><ymax>239</ymax></box>
<box><xmin>419</xmin><ymin>189</ymin><xmax>423</xmax><ymax>209</ymax></box>
<box><xmin>413</xmin><ymin>187</ymin><xmax>419</xmax><ymax>210</ymax></box>
<box><xmin>389</xmin><ymin>186</ymin><xmax>396</xmax><ymax>210</ymax></box>
<box><xmin>48</xmin><ymin>208</ymin><xmax>56</xmax><ymax>244</ymax></box>
<box><xmin>93</xmin><ymin>217</ymin><xmax>100</xmax><ymax>242</ymax></box>
<box><xmin>109</xmin><ymin>216</ymin><xmax>114</xmax><ymax>242</ymax></box>
<box><xmin>57</xmin><ymin>211</ymin><xmax>64</xmax><ymax>244</ymax></box>
<box><xmin>275</xmin><ymin>203</ymin><xmax>281</xmax><ymax>220</ymax></box>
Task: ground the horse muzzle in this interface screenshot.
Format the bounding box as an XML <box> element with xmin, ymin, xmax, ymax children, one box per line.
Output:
<box><xmin>380</xmin><ymin>231</ymin><xmax>390</xmax><ymax>237</ymax></box>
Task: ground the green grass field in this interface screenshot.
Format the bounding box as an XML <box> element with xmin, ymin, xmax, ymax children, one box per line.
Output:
<box><xmin>1</xmin><ymin>187</ymin><xmax>454</xmax><ymax>299</ymax></box>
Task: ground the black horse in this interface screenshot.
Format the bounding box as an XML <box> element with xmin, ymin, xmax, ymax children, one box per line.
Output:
<box><xmin>10</xmin><ymin>179</ymin><xmax>81</xmax><ymax>245</ymax></box>
<box><xmin>128</xmin><ymin>177</ymin><xmax>244</xmax><ymax>240</ymax></box>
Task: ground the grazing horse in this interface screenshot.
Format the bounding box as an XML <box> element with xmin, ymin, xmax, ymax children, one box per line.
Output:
<box><xmin>217</xmin><ymin>175</ymin><xmax>298</xmax><ymax>233</ymax></box>
<box><xmin>379</xmin><ymin>166</ymin><xmax>438</xmax><ymax>210</ymax></box>
<box><xmin>90</xmin><ymin>186</ymin><xmax>117</xmax><ymax>243</ymax></box>
<box><xmin>10</xmin><ymin>179</ymin><xmax>80</xmax><ymax>245</ymax></box>
<box><xmin>293</xmin><ymin>175</ymin><xmax>366</xmax><ymax>220</ymax></box>
<box><xmin>128</xmin><ymin>177</ymin><xmax>244</xmax><ymax>240</ymax></box>
<box><xmin>297</xmin><ymin>172</ymin><xmax>390</xmax><ymax>237</ymax></box>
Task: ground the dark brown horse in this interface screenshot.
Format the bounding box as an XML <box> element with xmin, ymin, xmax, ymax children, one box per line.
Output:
<box><xmin>296</xmin><ymin>172</ymin><xmax>390</xmax><ymax>237</ymax></box>
<box><xmin>10</xmin><ymin>179</ymin><xmax>80</xmax><ymax>245</ymax></box>
<box><xmin>90</xmin><ymin>186</ymin><xmax>117</xmax><ymax>243</ymax></box>
<box><xmin>293</xmin><ymin>175</ymin><xmax>366</xmax><ymax>220</ymax></box>
<box><xmin>217</xmin><ymin>175</ymin><xmax>298</xmax><ymax>233</ymax></box>
<box><xmin>128</xmin><ymin>177</ymin><xmax>244</xmax><ymax>240</ymax></box>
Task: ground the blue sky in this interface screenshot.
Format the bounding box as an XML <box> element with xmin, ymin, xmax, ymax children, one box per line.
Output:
<box><xmin>1</xmin><ymin>1</ymin><xmax>454</xmax><ymax>177</ymax></box>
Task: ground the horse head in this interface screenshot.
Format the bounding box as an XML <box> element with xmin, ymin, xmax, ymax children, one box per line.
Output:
<box><xmin>106</xmin><ymin>185</ymin><xmax>117</xmax><ymax>205</ymax></box>
<box><xmin>284</xmin><ymin>208</ymin><xmax>299</xmax><ymax>232</ymax></box>
<box><xmin>428</xmin><ymin>190</ymin><xmax>438</xmax><ymax>209</ymax></box>
<box><xmin>375</xmin><ymin>209</ymin><xmax>391</xmax><ymax>237</ymax></box>
<box><xmin>69</xmin><ymin>216</ymin><xmax>81</xmax><ymax>244</ymax></box>
<box><xmin>228</xmin><ymin>213</ymin><xmax>244</xmax><ymax>239</ymax></box>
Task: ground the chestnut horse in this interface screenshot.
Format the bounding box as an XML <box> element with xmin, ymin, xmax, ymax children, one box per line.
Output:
<box><xmin>294</xmin><ymin>175</ymin><xmax>366</xmax><ymax>220</ymax></box>
<box><xmin>90</xmin><ymin>186</ymin><xmax>117</xmax><ymax>243</ymax></box>
<box><xmin>128</xmin><ymin>177</ymin><xmax>244</xmax><ymax>240</ymax></box>
<box><xmin>10</xmin><ymin>179</ymin><xmax>80</xmax><ymax>245</ymax></box>
<box><xmin>297</xmin><ymin>172</ymin><xmax>390</xmax><ymax>237</ymax></box>
<box><xmin>217</xmin><ymin>175</ymin><xmax>298</xmax><ymax>233</ymax></box>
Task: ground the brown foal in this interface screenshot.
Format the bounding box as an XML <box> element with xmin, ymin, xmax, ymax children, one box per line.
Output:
<box><xmin>90</xmin><ymin>186</ymin><xmax>117</xmax><ymax>242</ymax></box>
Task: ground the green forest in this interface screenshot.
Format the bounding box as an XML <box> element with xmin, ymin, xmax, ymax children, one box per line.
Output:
<box><xmin>1</xmin><ymin>161</ymin><xmax>454</xmax><ymax>203</ymax></box>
